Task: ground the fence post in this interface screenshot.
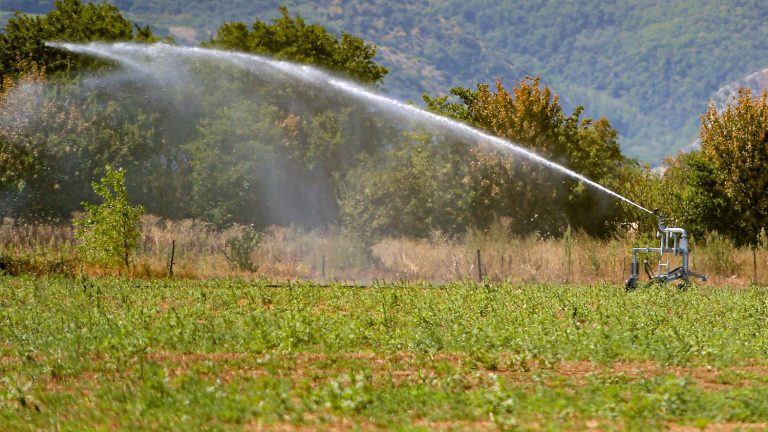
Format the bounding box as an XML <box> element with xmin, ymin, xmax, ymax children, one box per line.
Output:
<box><xmin>477</xmin><ymin>249</ymin><xmax>483</xmax><ymax>282</ymax></box>
<box><xmin>168</xmin><ymin>239</ymin><xmax>175</xmax><ymax>278</ymax></box>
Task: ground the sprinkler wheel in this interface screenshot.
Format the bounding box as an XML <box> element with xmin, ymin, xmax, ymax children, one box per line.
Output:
<box><xmin>624</xmin><ymin>277</ymin><xmax>637</xmax><ymax>292</ymax></box>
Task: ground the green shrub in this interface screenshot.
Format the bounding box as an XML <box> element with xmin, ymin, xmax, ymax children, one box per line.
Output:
<box><xmin>0</xmin><ymin>252</ymin><xmax>75</xmax><ymax>276</ymax></box>
<box><xmin>224</xmin><ymin>224</ymin><xmax>260</xmax><ymax>272</ymax></box>
<box><xmin>73</xmin><ymin>167</ymin><xmax>145</xmax><ymax>269</ymax></box>
<box><xmin>0</xmin><ymin>253</ymin><xmax>29</xmax><ymax>276</ymax></box>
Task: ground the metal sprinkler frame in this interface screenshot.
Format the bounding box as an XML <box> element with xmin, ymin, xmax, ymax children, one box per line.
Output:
<box><xmin>625</xmin><ymin>209</ymin><xmax>706</xmax><ymax>291</ymax></box>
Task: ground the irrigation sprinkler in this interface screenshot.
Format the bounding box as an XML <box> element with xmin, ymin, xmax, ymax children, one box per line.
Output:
<box><xmin>625</xmin><ymin>209</ymin><xmax>706</xmax><ymax>291</ymax></box>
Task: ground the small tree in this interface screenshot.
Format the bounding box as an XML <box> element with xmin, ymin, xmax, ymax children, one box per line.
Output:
<box><xmin>74</xmin><ymin>167</ymin><xmax>145</xmax><ymax>269</ymax></box>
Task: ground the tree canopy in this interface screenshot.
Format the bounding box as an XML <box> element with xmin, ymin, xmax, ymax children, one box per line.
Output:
<box><xmin>422</xmin><ymin>78</ymin><xmax>628</xmax><ymax>236</ymax></box>
<box><xmin>208</xmin><ymin>6</ymin><xmax>387</xmax><ymax>85</ymax></box>
<box><xmin>0</xmin><ymin>0</ymin><xmax>155</xmax><ymax>77</ymax></box>
<box><xmin>665</xmin><ymin>89</ymin><xmax>768</xmax><ymax>248</ymax></box>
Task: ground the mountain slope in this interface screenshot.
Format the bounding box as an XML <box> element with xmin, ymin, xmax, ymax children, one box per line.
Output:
<box><xmin>2</xmin><ymin>0</ymin><xmax>768</xmax><ymax>162</ymax></box>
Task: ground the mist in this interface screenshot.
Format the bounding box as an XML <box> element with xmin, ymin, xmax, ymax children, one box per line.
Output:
<box><xmin>1</xmin><ymin>42</ymin><xmax>637</xmax><ymax>240</ymax></box>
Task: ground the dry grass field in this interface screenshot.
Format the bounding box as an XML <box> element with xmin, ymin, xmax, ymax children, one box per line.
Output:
<box><xmin>0</xmin><ymin>216</ymin><xmax>764</xmax><ymax>287</ymax></box>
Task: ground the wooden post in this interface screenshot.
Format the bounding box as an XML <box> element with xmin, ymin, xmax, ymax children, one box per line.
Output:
<box><xmin>753</xmin><ymin>246</ymin><xmax>758</xmax><ymax>284</ymax></box>
<box><xmin>476</xmin><ymin>249</ymin><xmax>483</xmax><ymax>281</ymax></box>
<box><xmin>321</xmin><ymin>254</ymin><xmax>326</xmax><ymax>281</ymax></box>
<box><xmin>168</xmin><ymin>239</ymin><xmax>175</xmax><ymax>278</ymax></box>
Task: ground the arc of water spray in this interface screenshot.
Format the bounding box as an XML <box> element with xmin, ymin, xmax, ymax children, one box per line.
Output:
<box><xmin>48</xmin><ymin>41</ymin><xmax>653</xmax><ymax>215</ymax></box>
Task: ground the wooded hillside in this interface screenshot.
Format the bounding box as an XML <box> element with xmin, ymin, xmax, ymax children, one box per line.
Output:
<box><xmin>3</xmin><ymin>0</ymin><xmax>766</xmax><ymax>161</ymax></box>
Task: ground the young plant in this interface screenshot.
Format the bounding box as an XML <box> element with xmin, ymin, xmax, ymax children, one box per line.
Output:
<box><xmin>74</xmin><ymin>167</ymin><xmax>145</xmax><ymax>269</ymax></box>
<box><xmin>224</xmin><ymin>224</ymin><xmax>260</xmax><ymax>272</ymax></box>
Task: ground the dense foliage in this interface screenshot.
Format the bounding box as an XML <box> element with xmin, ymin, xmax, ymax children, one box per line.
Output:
<box><xmin>423</xmin><ymin>78</ymin><xmax>629</xmax><ymax>236</ymax></box>
<box><xmin>341</xmin><ymin>78</ymin><xmax>635</xmax><ymax>241</ymax></box>
<box><xmin>0</xmin><ymin>1</ymin><xmax>765</xmax><ymax>252</ymax></box>
<box><xmin>698</xmin><ymin>89</ymin><xmax>768</xmax><ymax>248</ymax></box>
<box><xmin>657</xmin><ymin>89</ymin><xmax>768</xmax><ymax>257</ymax></box>
<box><xmin>4</xmin><ymin>0</ymin><xmax>768</xmax><ymax>161</ymax></box>
<box><xmin>208</xmin><ymin>6</ymin><xmax>387</xmax><ymax>85</ymax></box>
<box><xmin>0</xmin><ymin>0</ymin><xmax>154</xmax><ymax>77</ymax></box>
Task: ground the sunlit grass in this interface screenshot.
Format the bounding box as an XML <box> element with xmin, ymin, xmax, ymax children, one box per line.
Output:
<box><xmin>3</xmin><ymin>277</ymin><xmax>768</xmax><ymax>429</ymax></box>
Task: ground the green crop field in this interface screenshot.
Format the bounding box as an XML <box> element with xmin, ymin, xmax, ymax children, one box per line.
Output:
<box><xmin>3</xmin><ymin>277</ymin><xmax>768</xmax><ymax>430</ymax></box>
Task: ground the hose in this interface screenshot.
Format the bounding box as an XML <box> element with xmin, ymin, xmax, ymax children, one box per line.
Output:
<box><xmin>644</xmin><ymin>259</ymin><xmax>655</xmax><ymax>280</ymax></box>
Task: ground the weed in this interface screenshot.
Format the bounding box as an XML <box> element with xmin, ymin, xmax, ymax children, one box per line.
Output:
<box><xmin>701</xmin><ymin>231</ymin><xmax>738</xmax><ymax>275</ymax></box>
<box><xmin>224</xmin><ymin>224</ymin><xmax>260</xmax><ymax>272</ymax></box>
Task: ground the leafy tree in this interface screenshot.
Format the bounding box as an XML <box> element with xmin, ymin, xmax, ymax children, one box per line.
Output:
<box><xmin>679</xmin><ymin>88</ymin><xmax>768</xmax><ymax>280</ymax></box>
<box><xmin>340</xmin><ymin>130</ymin><xmax>468</xmax><ymax>243</ymax></box>
<box><xmin>206</xmin><ymin>7</ymin><xmax>393</xmax><ymax>229</ymax></box>
<box><xmin>699</xmin><ymin>88</ymin><xmax>768</xmax><ymax>244</ymax></box>
<box><xmin>184</xmin><ymin>101</ymin><xmax>281</xmax><ymax>228</ymax></box>
<box><xmin>654</xmin><ymin>151</ymin><xmax>729</xmax><ymax>240</ymax></box>
<box><xmin>0</xmin><ymin>0</ymin><xmax>155</xmax><ymax>77</ymax></box>
<box><xmin>0</xmin><ymin>61</ymin><xmax>48</xmax><ymax>195</ymax></box>
<box><xmin>73</xmin><ymin>166</ymin><xmax>145</xmax><ymax>268</ymax></box>
<box><xmin>208</xmin><ymin>6</ymin><xmax>388</xmax><ymax>85</ymax></box>
<box><xmin>424</xmin><ymin>77</ymin><xmax>628</xmax><ymax>236</ymax></box>
<box><xmin>0</xmin><ymin>59</ymin><xmax>88</xmax><ymax>220</ymax></box>
<box><xmin>0</xmin><ymin>59</ymin><xmax>170</xmax><ymax>221</ymax></box>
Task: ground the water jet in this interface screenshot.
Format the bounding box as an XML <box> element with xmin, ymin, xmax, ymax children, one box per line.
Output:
<box><xmin>47</xmin><ymin>42</ymin><xmax>653</xmax><ymax>216</ymax></box>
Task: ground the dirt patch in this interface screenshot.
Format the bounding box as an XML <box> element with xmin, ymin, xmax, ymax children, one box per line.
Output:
<box><xmin>168</xmin><ymin>26</ymin><xmax>197</xmax><ymax>44</ymax></box>
<box><xmin>188</xmin><ymin>352</ymin><xmax>768</xmax><ymax>390</ymax></box>
<box><xmin>546</xmin><ymin>360</ymin><xmax>768</xmax><ymax>390</ymax></box>
<box><xmin>668</xmin><ymin>422</ymin><xmax>768</xmax><ymax>431</ymax></box>
<box><xmin>413</xmin><ymin>418</ymin><xmax>496</xmax><ymax>431</ymax></box>
<box><xmin>0</xmin><ymin>354</ymin><xmax>20</xmax><ymax>364</ymax></box>
<box><xmin>245</xmin><ymin>417</ymin><xmax>379</xmax><ymax>431</ymax></box>
<box><xmin>95</xmin><ymin>351</ymin><xmax>768</xmax><ymax>389</ymax></box>
<box><xmin>44</xmin><ymin>371</ymin><xmax>102</xmax><ymax>394</ymax></box>
<box><xmin>14</xmin><ymin>350</ymin><xmax>768</xmax><ymax>393</ymax></box>
<box><xmin>147</xmin><ymin>351</ymin><xmax>252</xmax><ymax>363</ymax></box>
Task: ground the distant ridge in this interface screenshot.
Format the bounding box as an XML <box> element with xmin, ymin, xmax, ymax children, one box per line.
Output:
<box><xmin>712</xmin><ymin>68</ymin><xmax>768</xmax><ymax>110</ymax></box>
<box><xmin>686</xmin><ymin>67</ymin><xmax>768</xmax><ymax>153</ymax></box>
<box><xmin>3</xmin><ymin>0</ymin><xmax>768</xmax><ymax>163</ymax></box>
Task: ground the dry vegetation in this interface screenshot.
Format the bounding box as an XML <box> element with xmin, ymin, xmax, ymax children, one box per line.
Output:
<box><xmin>1</xmin><ymin>215</ymin><xmax>766</xmax><ymax>286</ymax></box>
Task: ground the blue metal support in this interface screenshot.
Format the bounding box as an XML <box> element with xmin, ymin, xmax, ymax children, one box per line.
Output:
<box><xmin>625</xmin><ymin>210</ymin><xmax>706</xmax><ymax>291</ymax></box>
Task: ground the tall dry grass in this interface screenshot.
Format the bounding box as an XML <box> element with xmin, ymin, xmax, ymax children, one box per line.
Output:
<box><xmin>1</xmin><ymin>215</ymin><xmax>767</xmax><ymax>286</ymax></box>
